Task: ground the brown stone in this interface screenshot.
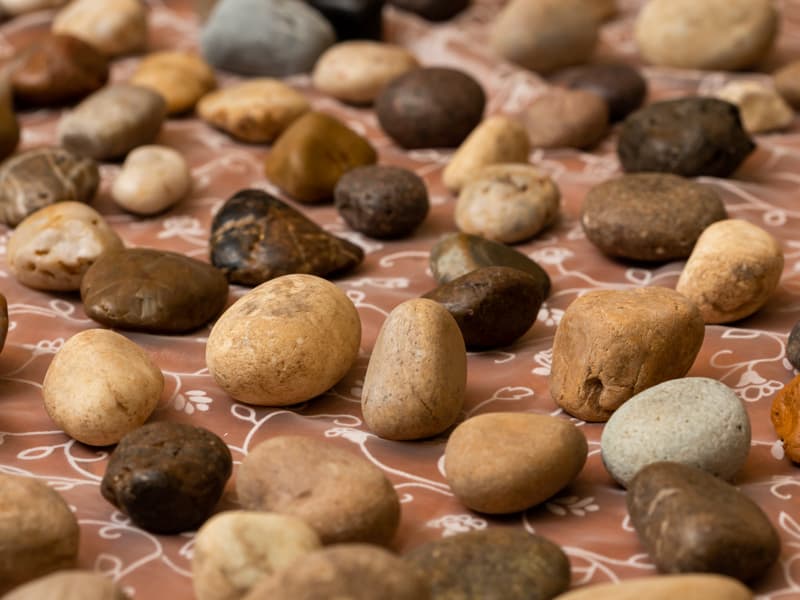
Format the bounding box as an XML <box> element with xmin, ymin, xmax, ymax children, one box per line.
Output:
<box><xmin>771</xmin><ymin>373</ymin><xmax>800</xmax><ymax>463</ymax></box>
<box><xmin>554</xmin><ymin>574</ymin><xmax>753</xmax><ymax>600</ymax></box>
<box><xmin>0</xmin><ymin>79</ymin><xmax>19</xmax><ymax>163</ymax></box>
<box><xmin>52</xmin><ymin>0</ymin><xmax>148</xmax><ymax>57</ymax></box>
<box><xmin>522</xmin><ymin>88</ymin><xmax>608</xmax><ymax>149</ymax></box>
<box><xmin>551</xmin><ymin>62</ymin><xmax>647</xmax><ymax>122</ymax></box>
<box><xmin>131</xmin><ymin>51</ymin><xmax>216</xmax><ymax>115</ymax></box>
<box><xmin>716</xmin><ymin>80</ymin><xmax>794</xmax><ymax>134</ymax></box>
<box><xmin>774</xmin><ymin>60</ymin><xmax>800</xmax><ymax>109</ymax></box>
<box><xmin>0</xmin><ymin>294</ymin><xmax>6</xmax><ymax>354</ymax></box>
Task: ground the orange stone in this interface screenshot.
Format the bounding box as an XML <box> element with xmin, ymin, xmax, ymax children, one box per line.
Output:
<box><xmin>772</xmin><ymin>373</ymin><xmax>800</xmax><ymax>463</ymax></box>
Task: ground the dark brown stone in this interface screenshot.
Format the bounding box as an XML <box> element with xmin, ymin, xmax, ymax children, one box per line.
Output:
<box><xmin>388</xmin><ymin>0</ymin><xmax>468</xmax><ymax>21</ymax></box>
<box><xmin>553</xmin><ymin>63</ymin><xmax>647</xmax><ymax>122</ymax></box>
<box><xmin>308</xmin><ymin>0</ymin><xmax>384</xmax><ymax>40</ymax></box>
<box><xmin>0</xmin><ymin>80</ymin><xmax>18</xmax><ymax>162</ymax></box>
<box><xmin>0</xmin><ymin>294</ymin><xmax>7</xmax><ymax>354</ymax></box>
<box><xmin>788</xmin><ymin>320</ymin><xmax>800</xmax><ymax>371</ymax></box>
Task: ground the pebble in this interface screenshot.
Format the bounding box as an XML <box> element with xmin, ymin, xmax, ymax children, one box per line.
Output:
<box><xmin>635</xmin><ymin>0</ymin><xmax>777</xmax><ymax>71</ymax></box>
<box><xmin>264</xmin><ymin>111</ymin><xmax>377</xmax><ymax>203</ymax></box>
<box><xmin>715</xmin><ymin>80</ymin><xmax>794</xmax><ymax>134</ymax></box>
<box><xmin>0</xmin><ymin>81</ymin><xmax>19</xmax><ymax>163</ymax></box>
<box><xmin>388</xmin><ymin>0</ymin><xmax>467</xmax><ymax>21</ymax></box>
<box><xmin>627</xmin><ymin>462</ymin><xmax>780</xmax><ymax>581</ymax></box>
<box><xmin>334</xmin><ymin>165</ymin><xmax>429</xmax><ymax>239</ymax></box>
<box><xmin>0</xmin><ymin>147</ymin><xmax>99</xmax><ymax>227</ymax></box>
<box><xmin>581</xmin><ymin>173</ymin><xmax>727</xmax><ymax>262</ymax></box>
<box><xmin>52</xmin><ymin>0</ymin><xmax>147</xmax><ymax>57</ymax></box>
<box><xmin>587</xmin><ymin>0</ymin><xmax>615</xmax><ymax>22</ymax></box>
<box><xmin>362</xmin><ymin>298</ymin><xmax>466</xmax><ymax>440</ymax></box>
<box><xmin>550</xmin><ymin>286</ymin><xmax>705</xmax><ymax>422</ymax></box>
<box><xmin>676</xmin><ymin>219</ymin><xmax>783</xmax><ymax>324</ymax></box>
<box><xmin>3</xmin><ymin>571</ymin><xmax>127</xmax><ymax>600</ymax></box>
<box><xmin>206</xmin><ymin>274</ymin><xmax>361</xmax><ymax>406</ymax></box>
<box><xmin>201</xmin><ymin>0</ymin><xmax>335</xmax><ymax>77</ymax></box>
<box><xmin>308</xmin><ymin>0</ymin><xmax>384</xmax><ymax>40</ymax></box>
<box><xmin>42</xmin><ymin>329</ymin><xmax>164</xmax><ymax>446</ymax></box>
<box><xmin>405</xmin><ymin>529</ymin><xmax>570</xmax><ymax>600</ymax></box>
<box><xmin>0</xmin><ymin>0</ymin><xmax>66</xmax><ymax>15</ymax></box>
<box><xmin>456</xmin><ymin>163</ymin><xmax>560</xmax><ymax>244</ymax></box>
<box><xmin>376</xmin><ymin>67</ymin><xmax>485</xmax><ymax>149</ymax></box>
<box><xmin>0</xmin><ymin>294</ymin><xmax>7</xmax><ymax>353</ymax></box>
<box><xmin>131</xmin><ymin>51</ymin><xmax>216</xmax><ymax>115</ymax></box>
<box><xmin>771</xmin><ymin>373</ymin><xmax>800</xmax><ymax>463</ymax></box>
<box><xmin>210</xmin><ymin>189</ymin><xmax>364</xmax><ymax>285</ymax></box>
<box><xmin>312</xmin><ymin>41</ymin><xmax>418</xmax><ymax>104</ymax></box>
<box><xmin>7</xmin><ymin>202</ymin><xmax>122</xmax><ymax>291</ymax></box>
<box><xmin>788</xmin><ymin>321</ymin><xmax>800</xmax><ymax>370</ymax></box>
<box><xmin>58</xmin><ymin>84</ymin><xmax>167</xmax><ymax>161</ymax></box>
<box><xmin>80</xmin><ymin>248</ymin><xmax>229</xmax><ymax>333</ymax></box>
<box><xmin>111</xmin><ymin>145</ymin><xmax>191</xmax><ymax>215</ymax></box>
<box><xmin>774</xmin><ymin>60</ymin><xmax>800</xmax><ymax>109</ymax></box>
<box><xmin>553</xmin><ymin>574</ymin><xmax>753</xmax><ymax>600</ymax></box>
<box><xmin>522</xmin><ymin>88</ymin><xmax>609</xmax><ymax>149</ymax></box>
<box><xmin>236</xmin><ymin>436</ymin><xmax>400</xmax><ymax>545</ymax></box>
<box><xmin>445</xmin><ymin>412</ymin><xmax>587</xmax><ymax>513</ymax></box>
<box><xmin>423</xmin><ymin>266</ymin><xmax>543</xmax><ymax>349</ymax></box>
<box><xmin>602</xmin><ymin>378</ymin><xmax>751</xmax><ymax>487</ymax></box>
<box><xmin>552</xmin><ymin>62</ymin><xmax>647</xmax><ymax>122</ymax></box>
<box><xmin>618</xmin><ymin>98</ymin><xmax>755</xmax><ymax>178</ymax></box>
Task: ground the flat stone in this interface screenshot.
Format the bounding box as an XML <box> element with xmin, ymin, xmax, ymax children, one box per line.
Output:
<box><xmin>131</xmin><ymin>51</ymin><xmax>216</xmax><ymax>115</ymax></box>
<box><xmin>774</xmin><ymin>60</ymin><xmax>800</xmax><ymax>109</ymax></box>
<box><xmin>770</xmin><ymin>373</ymin><xmax>800</xmax><ymax>463</ymax></box>
<box><xmin>553</xmin><ymin>574</ymin><xmax>753</xmax><ymax>600</ymax></box>
<box><xmin>52</xmin><ymin>0</ymin><xmax>147</xmax><ymax>57</ymax></box>
<box><xmin>0</xmin><ymin>80</ymin><xmax>19</xmax><ymax>163</ymax></box>
<box><xmin>522</xmin><ymin>88</ymin><xmax>608</xmax><ymax>149</ymax></box>
<box><xmin>111</xmin><ymin>145</ymin><xmax>192</xmax><ymax>215</ymax></box>
<box><xmin>788</xmin><ymin>320</ymin><xmax>800</xmax><ymax>370</ymax></box>
<box><xmin>3</xmin><ymin>571</ymin><xmax>127</xmax><ymax>600</ymax></box>
<box><xmin>715</xmin><ymin>80</ymin><xmax>794</xmax><ymax>134</ymax></box>
<box><xmin>388</xmin><ymin>0</ymin><xmax>467</xmax><ymax>21</ymax></box>
<box><xmin>308</xmin><ymin>0</ymin><xmax>384</xmax><ymax>40</ymax></box>
<box><xmin>552</xmin><ymin>62</ymin><xmax>647</xmax><ymax>122</ymax></box>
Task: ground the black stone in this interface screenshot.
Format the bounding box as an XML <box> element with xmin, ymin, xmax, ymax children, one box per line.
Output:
<box><xmin>389</xmin><ymin>0</ymin><xmax>467</xmax><ymax>21</ymax></box>
<box><xmin>308</xmin><ymin>0</ymin><xmax>384</xmax><ymax>40</ymax></box>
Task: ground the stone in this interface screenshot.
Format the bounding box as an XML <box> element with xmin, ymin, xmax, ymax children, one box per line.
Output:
<box><xmin>581</xmin><ymin>173</ymin><xmax>727</xmax><ymax>262</ymax></box>
<box><xmin>585</xmin><ymin>0</ymin><xmax>615</xmax><ymax>22</ymax></box>
<box><xmin>676</xmin><ymin>219</ymin><xmax>783</xmax><ymax>324</ymax></box>
<box><xmin>771</xmin><ymin>373</ymin><xmax>800</xmax><ymax>463</ymax></box>
<box><xmin>788</xmin><ymin>321</ymin><xmax>800</xmax><ymax>370</ymax></box>
<box><xmin>445</xmin><ymin>412</ymin><xmax>587</xmax><ymax>513</ymax></box>
<box><xmin>80</xmin><ymin>248</ymin><xmax>229</xmax><ymax>333</ymax></box>
<box><xmin>334</xmin><ymin>165</ymin><xmax>429</xmax><ymax>239</ymax></box>
<box><xmin>42</xmin><ymin>329</ymin><xmax>164</xmax><ymax>446</ymax></box>
<box><xmin>3</xmin><ymin>571</ymin><xmax>127</xmax><ymax>600</ymax></box>
<box><xmin>405</xmin><ymin>529</ymin><xmax>570</xmax><ymax>600</ymax></box>
<box><xmin>312</xmin><ymin>41</ymin><xmax>418</xmax><ymax>104</ymax></box>
<box><xmin>52</xmin><ymin>0</ymin><xmax>147</xmax><ymax>57</ymax></box>
<box><xmin>7</xmin><ymin>202</ymin><xmax>123</xmax><ymax>292</ymax></box>
<box><xmin>58</xmin><ymin>84</ymin><xmax>167</xmax><ymax>161</ymax></box>
<box><xmin>264</xmin><ymin>111</ymin><xmax>377</xmax><ymax>203</ymax></box>
<box><xmin>553</xmin><ymin>574</ymin><xmax>753</xmax><ymax>600</ymax></box>
<box><xmin>308</xmin><ymin>0</ymin><xmax>384</xmax><ymax>40</ymax></box>
<box><xmin>362</xmin><ymin>298</ymin><xmax>466</xmax><ymax>440</ymax></box>
<box><xmin>101</xmin><ymin>422</ymin><xmax>232</xmax><ymax>534</ymax></box>
<box><xmin>456</xmin><ymin>163</ymin><xmax>560</xmax><ymax>244</ymax></box>
<box><xmin>618</xmin><ymin>98</ymin><xmax>755</xmax><ymax>178</ymax></box>
<box><xmin>210</xmin><ymin>189</ymin><xmax>364</xmax><ymax>285</ymax></box>
<box><xmin>131</xmin><ymin>51</ymin><xmax>216</xmax><ymax>115</ymax></box>
<box><xmin>388</xmin><ymin>0</ymin><xmax>467</xmax><ymax>21</ymax></box>
<box><xmin>0</xmin><ymin>0</ymin><xmax>66</xmax><ymax>15</ymax></box>
<box><xmin>635</xmin><ymin>0</ymin><xmax>777</xmax><ymax>71</ymax></box>
<box><xmin>376</xmin><ymin>67</ymin><xmax>485</xmax><ymax>149</ymax></box>
<box><xmin>443</xmin><ymin>115</ymin><xmax>531</xmax><ymax>192</ymax></box>
<box><xmin>715</xmin><ymin>80</ymin><xmax>794</xmax><ymax>134</ymax></box>
<box><xmin>423</xmin><ymin>266</ymin><xmax>543</xmax><ymax>349</ymax></box>
<box><xmin>522</xmin><ymin>88</ymin><xmax>609</xmax><ymax>149</ymax></box>
<box><xmin>0</xmin><ymin>147</ymin><xmax>99</xmax><ymax>227</ymax></box>
<box><xmin>601</xmin><ymin>377</ymin><xmax>751</xmax><ymax>487</ymax></box>
<box><xmin>552</xmin><ymin>62</ymin><xmax>647</xmax><ymax>122</ymax></box>
<box><xmin>627</xmin><ymin>462</ymin><xmax>780</xmax><ymax>581</ymax></box>
<box><xmin>193</xmin><ymin>511</ymin><xmax>322</xmax><ymax>600</ymax></box>
<box><xmin>0</xmin><ymin>294</ymin><xmax>7</xmax><ymax>354</ymax></box>
<box><xmin>111</xmin><ymin>145</ymin><xmax>192</xmax><ymax>215</ymax></box>
<box><xmin>206</xmin><ymin>274</ymin><xmax>361</xmax><ymax>406</ymax></box>
<box><xmin>550</xmin><ymin>286</ymin><xmax>705</xmax><ymax>422</ymax></box>
<box><xmin>774</xmin><ymin>60</ymin><xmax>800</xmax><ymax>109</ymax></box>
<box><xmin>201</xmin><ymin>0</ymin><xmax>335</xmax><ymax>77</ymax></box>
<box><xmin>236</xmin><ymin>436</ymin><xmax>399</xmax><ymax>545</ymax></box>
<box><xmin>0</xmin><ymin>80</ymin><xmax>19</xmax><ymax>163</ymax></box>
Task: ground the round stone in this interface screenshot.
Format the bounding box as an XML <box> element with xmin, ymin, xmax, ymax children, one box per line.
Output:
<box><xmin>52</xmin><ymin>0</ymin><xmax>147</xmax><ymax>57</ymax></box>
<box><xmin>771</xmin><ymin>373</ymin><xmax>800</xmax><ymax>463</ymax></box>
<box><xmin>552</xmin><ymin>62</ymin><xmax>647</xmax><ymax>122</ymax></box>
<box><xmin>774</xmin><ymin>60</ymin><xmax>800</xmax><ymax>109</ymax></box>
<box><xmin>388</xmin><ymin>0</ymin><xmax>467</xmax><ymax>21</ymax></box>
<box><xmin>4</xmin><ymin>571</ymin><xmax>127</xmax><ymax>600</ymax></box>
<box><xmin>521</xmin><ymin>88</ymin><xmax>609</xmax><ymax>149</ymax></box>
<box><xmin>787</xmin><ymin>321</ymin><xmax>800</xmax><ymax>371</ymax></box>
<box><xmin>131</xmin><ymin>51</ymin><xmax>216</xmax><ymax>115</ymax></box>
<box><xmin>715</xmin><ymin>80</ymin><xmax>794</xmax><ymax>134</ymax></box>
<box><xmin>111</xmin><ymin>145</ymin><xmax>192</xmax><ymax>215</ymax></box>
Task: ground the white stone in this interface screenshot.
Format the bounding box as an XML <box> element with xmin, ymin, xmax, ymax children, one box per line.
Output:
<box><xmin>111</xmin><ymin>145</ymin><xmax>191</xmax><ymax>215</ymax></box>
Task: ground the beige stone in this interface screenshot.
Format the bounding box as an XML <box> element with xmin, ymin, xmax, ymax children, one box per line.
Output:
<box><xmin>111</xmin><ymin>145</ymin><xmax>191</xmax><ymax>215</ymax></box>
<box><xmin>131</xmin><ymin>51</ymin><xmax>216</xmax><ymax>114</ymax></box>
<box><xmin>4</xmin><ymin>571</ymin><xmax>127</xmax><ymax>600</ymax></box>
<box><xmin>554</xmin><ymin>574</ymin><xmax>752</xmax><ymax>600</ymax></box>
<box><xmin>774</xmin><ymin>60</ymin><xmax>800</xmax><ymax>108</ymax></box>
<box><xmin>523</xmin><ymin>88</ymin><xmax>609</xmax><ymax>149</ymax></box>
<box><xmin>53</xmin><ymin>0</ymin><xmax>147</xmax><ymax>57</ymax></box>
<box><xmin>715</xmin><ymin>80</ymin><xmax>794</xmax><ymax>134</ymax></box>
<box><xmin>0</xmin><ymin>0</ymin><xmax>66</xmax><ymax>16</ymax></box>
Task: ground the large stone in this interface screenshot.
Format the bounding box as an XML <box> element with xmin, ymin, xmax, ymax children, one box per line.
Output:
<box><xmin>522</xmin><ymin>88</ymin><xmax>608</xmax><ymax>149</ymax></box>
<box><xmin>771</xmin><ymin>373</ymin><xmax>800</xmax><ymax>463</ymax></box>
<box><xmin>551</xmin><ymin>62</ymin><xmax>647</xmax><ymax>122</ymax></box>
<box><xmin>52</xmin><ymin>0</ymin><xmax>147</xmax><ymax>57</ymax></box>
<box><xmin>308</xmin><ymin>0</ymin><xmax>384</xmax><ymax>40</ymax></box>
<box><xmin>715</xmin><ymin>80</ymin><xmax>794</xmax><ymax>134</ymax></box>
<box><xmin>131</xmin><ymin>51</ymin><xmax>216</xmax><ymax>115</ymax></box>
<box><xmin>553</xmin><ymin>575</ymin><xmax>753</xmax><ymax>600</ymax></box>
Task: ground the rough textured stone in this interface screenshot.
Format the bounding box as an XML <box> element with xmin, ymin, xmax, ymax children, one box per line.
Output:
<box><xmin>774</xmin><ymin>60</ymin><xmax>800</xmax><ymax>109</ymax></box>
<box><xmin>52</xmin><ymin>0</ymin><xmax>147</xmax><ymax>57</ymax></box>
<box><xmin>0</xmin><ymin>80</ymin><xmax>19</xmax><ymax>163</ymax></box>
<box><xmin>552</xmin><ymin>62</ymin><xmax>647</xmax><ymax>122</ymax></box>
<box><xmin>308</xmin><ymin>0</ymin><xmax>384</xmax><ymax>40</ymax></box>
<box><xmin>788</xmin><ymin>320</ymin><xmax>800</xmax><ymax>371</ymax></box>
<box><xmin>771</xmin><ymin>373</ymin><xmax>800</xmax><ymax>463</ymax></box>
<box><xmin>131</xmin><ymin>51</ymin><xmax>216</xmax><ymax>115</ymax></box>
<box><xmin>3</xmin><ymin>571</ymin><xmax>127</xmax><ymax>600</ymax></box>
<box><xmin>111</xmin><ymin>145</ymin><xmax>191</xmax><ymax>215</ymax></box>
<box><xmin>553</xmin><ymin>575</ymin><xmax>753</xmax><ymax>600</ymax></box>
<box><xmin>388</xmin><ymin>0</ymin><xmax>467</xmax><ymax>21</ymax></box>
<box><xmin>522</xmin><ymin>88</ymin><xmax>609</xmax><ymax>149</ymax></box>
<box><xmin>715</xmin><ymin>80</ymin><xmax>794</xmax><ymax>134</ymax></box>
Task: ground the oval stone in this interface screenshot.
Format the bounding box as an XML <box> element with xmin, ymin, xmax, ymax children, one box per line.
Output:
<box><xmin>521</xmin><ymin>88</ymin><xmax>609</xmax><ymax>149</ymax></box>
<box><xmin>715</xmin><ymin>80</ymin><xmax>794</xmax><ymax>134</ymax></box>
<box><xmin>111</xmin><ymin>145</ymin><xmax>192</xmax><ymax>215</ymax></box>
<box><xmin>131</xmin><ymin>51</ymin><xmax>216</xmax><ymax>115</ymax></box>
<box><xmin>552</xmin><ymin>62</ymin><xmax>647</xmax><ymax>122</ymax></box>
<box><xmin>553</xmin><ymin>574</ymin><xmax>753</xmax><ymax>600</ymax></box>
<box><xmin>4</xmin><ymin>571</ymin><xmax>126</xmax><ymax>600</ymax></box>
<box><xmin>770</xmin><ymin>373</ymin><xmax>800</xmax><ymax>463</ymax></box>
<box><xmin>52</xmin><ymin>0</ymin><xmax>148</xmax><ymax>57</ymax></box>
<box><xmin>388</xmin><ymin>0</ymin><xmax>467</xmax><ymax>21</ymax></box>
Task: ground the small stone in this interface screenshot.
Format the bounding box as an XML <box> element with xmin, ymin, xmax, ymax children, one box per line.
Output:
<box><xmin>3</xmin><ymin>571</ymin><xmax>127</xmax><ymax>600</ymax></box>
<box><xmin>264</xmin><ymin>111</ymin><xmax>377</xmax><ymax>203</ymax></box>
<box><xmin>771</xmin><ymin>373</ymin><xmax>800</xmax><ymax>463</ymax></box>
<box><xmin>627</xmin><ymin>462</ymin><xmax>780</xmax><ymax>581</ymax></box>
<box><xmin>550</xmin><ymin>287</ymin><xmax>705</xmax><ymax>422</ymax></box>
<box><xmin>376</xmin><ymin>67</ymin><xmax>485</xmax><ymax>149</ymax></box>
<box><xmin>334</xmin><ymin>165</ymin><xmax>429</xmax><ymax>239</ymax></box>
<box><xmin>602</xmin><ymin>378</ymin><xmax>751</xmax><ymax>487</ymax></box>
<box><xmin>788</xmin><ymin>321</ymin><xmax>800</xmax><ymax>371</ymax></box>
<box><xmin>456</xmin><ymin>163</ymin><xmax>560</xmax><ymax>244</ymax></box>
<box><xmin>210</xmin><ymin>189</ymin><xmax>364</xmax><ymax>285</ymax></box>
<box><xmin>81</xmin><ymin>248</ymin><xmax>229</xmax><ymax>333</ymax></box>
<box><xmin>111</xmin><ymin>145</ymin><xmax>191</xmax><ymax>215</ymax></box>
<box><xmin>0</xmin><ymin>0</ymin><xmax>66</xmax><ymax>15</ymax></box>
<box><xmin>58</xmin><ymin>84</ymin><xmax>167</xmax><ymax>161</ymax></box>
<box><xmin>552</xmin><ymin>63</ymin><xmax>647</xmax><ymax>122</ymax></box>
<box><xmin>236</xmin><ymin>436</ymin><xmax>400</xmax><ymax>545</ymax></box>
<box><xmin>52</xmin><ymin>0</ymin><xmax>147</xmax><ymax>57</ymax></box>
<box><xmin>0</xmin><ymin>79</ymin><xmax>19</xmax><ymax>163</ymax></box>
<box><xmin>553</xmin><ymin>574</ymin><xmax>753</xmax><ymax>600</ymax></box>
<box><xmin>312</xmin><ymin>41</ymin><xmax>418</xmax><ymax>104</ymax></box>
<box><xmin>423</xmin><ymin>266</ymin><xmax>543</xmax><ymax>349</ymax></box>
<box><xmin>774</xmin><ymin>60</ymin><xmax>800</xmax><ymax>109</ymax></box>
<box><xmin>388</xmin><ymin>0</ymin><xmax>467</xmax><ymax>21</ymax></box>
<box><xmin>445</xmin><ymin>412</ymin><xmax>587</xmax><ymax>513</ymax></box>
<box><xmin>522</xmin><ymin>88</ymin><xmax>609</xmax><ymax>149</ymax></box>
<box><xmin>676</xmin><ymin>219</ymin><xmax>783</xmax><ymax>324</ymax></box>
<box><xmin>7</xmin><ymin>202</ymin><xmax>123</xmax><ymax>292</ymax></box>
<box><xmin>715</xmin><ymin>80</ymin><xmax>794</xmax><ymax>134</ymax></box>
<box><xmin>362</xmin><ymin>298</ymin><xmax>466</xmax><ymax>440</ymax></box>
<box><xmin>0</xmin><ymin>147</ymin><xmax>99</xmax><ymax>227</ymax></box>
<box><xmin>585</xmin><ymin>0</ymin><xmax>615</xmax><ymax>22</ymax></box>
<box><xmin>581</xmin><ymin>173</ymin><xmax>727</xmax><ymax>262</ymax></box>
<box><xmin>308</xmin><ymin>0</ymin><xmax>384</xmax><ymax>40</ymax></box>
<box><xmin>618</xmin><ymin>98</ymin><xmax>755</xmax><ymax>178</ymax></box>
<box><xmin>131</xmin><ymin>51</ymin><xmax>216</xmax><ymax>115</ymax></box>
<box><xmin>101</xmin><ymin>422</ymin><xmax>232</xmax><ymax>534</ymax></box>
<box><xmin>405</xmin><ymin>529</ymin><xmax>570</xmax><ymax>600</ymax></box>
<box><xmin>0</xmin><ymin>294</ymin><xmax>7</xmax><ymax>353</ymax></box>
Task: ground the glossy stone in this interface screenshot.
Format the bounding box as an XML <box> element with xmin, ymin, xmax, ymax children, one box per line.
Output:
<box><xmin>111</xmin><ymin>145</ymin><xmax>192</xmax><ymax>215</ymax></box>
<box><xmin>131</xmin><ymin>51</ymin><xmax>216</xmax><ymax>115</ymax></box>
<box><xmin>388</xmin><ymin>0</ymin><xmax>467</xmax><ymax>21</ymax></box>
<box><xmin>308</xmin><ymin>0</ymin><xmax>384</xmax><ymax>40</ymax></box>
<box><xmin>552</xmin><ymin>62</ymin><xmax>647</xmax><ymax>122</ymax></box>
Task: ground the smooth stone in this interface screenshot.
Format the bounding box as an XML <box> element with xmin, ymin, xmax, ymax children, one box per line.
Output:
<box><xmin>586</xmin><ymin>0</ymin><xmax>615</xmax><ymax>22</ymax></box>
<box><xmin>334</xmin><ymin>165</ymin><xmax>429</xmax><ymax>239</ymax></box>
<box><xmin>52</xmin><ymin>0</ymin><xmax>147</xmax><ymax>57</ymax></box>
<box><xmin>362</xmin><ymin>298</ymin><xmax>466</xmax><ymax>440</ymax></box>
<box><xmin>618</xmin><ymin>98</ymin><xmax>755</xmax><ymax>178</ymax></box>
<box><xmin>676</xmin><ymin>219</ymin><xmax>783</xmax><ymax>324</ymax></box>
<box><xmin>7</xmin><ymin>201</ymin><xmax>123</xmax><ymax>291</ymax></box>
<box><xmin>788</xmin><ymin>320</ymin><xmax>800</xmax><ymax>370</ymax></box>
<box><xmin>0</xmin><ymin>79</ymin><xmax>19</xmax><ymax>163</ymax></box>
<box><xmin>58</xmin><ymin>84</ymin><xmax>167</xmax><ymax>161</ymax></box>
<box><xmin>715</xmin><ymin>80</ymin><xmax>794</xmax><ymax>134</ymax></box>
<box><xmin>628</xmin><ymin>462</ymin><xmax>780</xmax><ymax>581</ymax></box>
<box><xmin>388</xmin><ymin>0</ymin><xmax>467</xmax><ymax>21</ymax></box>
<box><xmin>81</xmin><ymin>248</ymin><xmax>228</xmax><ymax>333</ymax></box>
<box><xmin>405</xmin><ymin>529</ymin><xmax>570</xmax><ymax>600</ymax></box>
<box><xmin>774</xmin><ymin>60</ymin><xmax>800</xmax><ymax>109</ymax></box>
<box><xmin>236</xmin><ymin>436</ymin><xmax>399</xmax><ymax>545</ymax></box>
<box><xmin>423</xmin><ymin>266</ymin><xmax>543</xmax><ymax>349</ymax></box>
<box><xmin>206</xmin><ymin>274</ymin><xmax>361</xmax><ymax>406</ymax></box>
<box><xmin>0</xmin><ymin>294</ymin><xmax>7</xmax><ymax>353</ymax></box>
<box><xmin>131</xmin><ymin>51</ymin><xmax>216</xmax><ymax>115</ymax></box>
<box><xmin>0</xmin><ymin>147</ymin><xmax>99</xmax><ymax>227</ymax></box>
<box><xmin>456</xmin><ymin>163</ymin><xmax>560</xmax><ymax>244</ymax></box>
<box><xmin>445</xmin><ymin>412</ymin><xmax>587</xmax><ymax>513</ymax></box>
<box><xmin>210</xmin><ymin>189</ymin><xmax>364</xmax><ymax>285</ymax></box>
<box><xmin>770</xmin><ymin>373</ymin><xmax>800</xmax><ymax>463</ymax></box>
<box><xmin>308</xmin><ymin>0</ymin><xmax>384</xmax><ymax>40</ymax></box>
<box><xmin>201</xmin><ymin>0</ymin><xmax>335</xmax><ymax>77</ymax></box>
<box><xmin>553</xmin><ymin>574</ymin><xmax>753</xmax><ymax>600</ymax></box>
<box><xmin>522</xmin><ymin>88</ymin><xmax>608</xmax><ymax>149</ymax></box>
<box><xmin>4</xmin><ymin>571</ymin><xmax>127</xmax><ymax>600</ymax></box>
<box><xmin>264</xmin><ymin>111</ymin><xmax>377</xmax><ymax>203</ymax></box>
<box><xmin>550</xmin><ymin>286</ymin><xmax>705</xmax><ymax>422</ymax></box>
<box><xmin>552</xmin><ymin>62</ymin><xmax>647</xmax><ymax>122</ymax></box>
<box><xmin>0</xmin><ymin>0</ymin><xmax>66</xmax><ymax>15</ymax></box>
<box><xmin>581</xmin><ymin>173</ymin><xmax>727</xmax><ymax>262</ymax></box>
<box><xmin>601</xmin><ymin>377</ymin><xmax>751</xmax><ymax>487</ymax></box>
<box><xmin>375</xmin><ymin>67</ymin><xmax>485</xmax><ymax>149</ymax></box>
<box><xmin>111</xmin><ymin>145</ymin><xmax>191</xmax><ymax>215</ymax></box>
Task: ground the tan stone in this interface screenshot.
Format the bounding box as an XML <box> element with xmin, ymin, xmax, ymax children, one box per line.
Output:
<box><xmin>4</xmin><ymin>571</ymin><xmax>127</xmax><ymax>600</ymax></box>
<box><xmin>111</xmin><ymin>145</ymin><xmax>191</xmax><ymax>215</ymax></box>
<box><xmin>131</xmin><ymin>51</ymin><xmax>216</xmax><ymax>114</ymax></box>
<box><xmin>774</xmin><ymin>60</ymin><xmax>800</xmax><ymax>109</ymax></box>
<box><xmin>0</xmin><ymin>0</ymin><xmax>67</xmax><ymax>15</ymax></box>
<box><xmin>53</xmin><ymin>0</ymin><xmax>147</xmax><ymax>57</ymax></box>
<box><xmin>554</xmin><ymin>574</ymin><xmax>752</xmax><ymax>600</ymax></box>
<box><xmin>522</xmin><ymin>88</ymin><xmax>609</xmax><ymax>149</ymax></box>
<box><xmin>715</xmin><ymin>80</ymin><xmax>794</xmax><ymax>134</ymax></box>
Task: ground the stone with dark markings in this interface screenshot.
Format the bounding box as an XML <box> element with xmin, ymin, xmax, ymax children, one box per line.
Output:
<box><xmin>552</xmin><ymin>62</ymin><xmax>647</xmax><ymax>122</ymax></box>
